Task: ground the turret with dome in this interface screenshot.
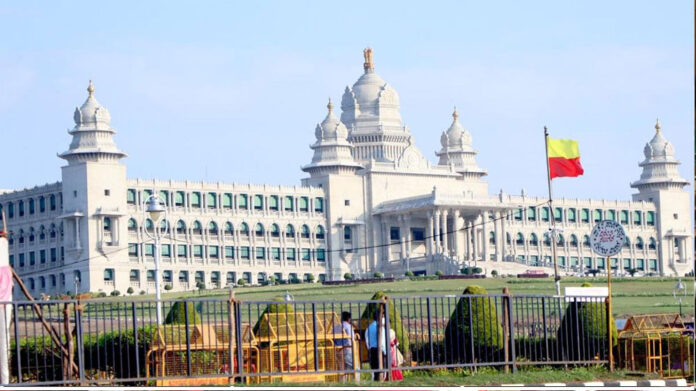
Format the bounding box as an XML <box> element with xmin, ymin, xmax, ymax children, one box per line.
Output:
<box><xmin>631</xmin><ymin>119</ymin><xmax>688</xmax><ymax>193</ymax></box>
<box><xmin>435</xmin><ymin>107</ymin><xmax>487</xmax><ymax>180</ymax></box>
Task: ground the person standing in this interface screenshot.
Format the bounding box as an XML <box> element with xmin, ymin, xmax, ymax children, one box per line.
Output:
<box><xmin>364</xmin><ymin>312</ymin><xmax>386</xmax><ymax>381</ymax></box>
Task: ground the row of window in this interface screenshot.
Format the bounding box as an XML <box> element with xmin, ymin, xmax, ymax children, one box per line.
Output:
<box><xmin>9</xmin><ymin>247</ymin><xmax>64</xmax><ymax>268</ymax></box>
<box><xmin>128</xmin><ymin>218</ymin><xmax>325</xmax><ymax>240</ymax></box>
<box><xmin>128</xmin><ymin>243</ymin><xmax>326</xmax><ymax>262</ymax></box>
<box><xmin>512</xmin><ymin>206</ymin><xmax>656</xmax><ymax>226</ymax></box>
<box><xmin>517</xmin><ymin>255</ymin><xmax>659</xmax><ymax>271</ymax></box>
<box><xmin>7</xmin><ymin>223</ymin><xmax>63</xmax><ymax>245</ymax></box>
<box><xmin>116</xmin><ymin>269</ymin><xmax>326</xmax><ymax>285</ymax></box>
<box><xmin>0</xmin><ymin>194</ymin><xmax>61</xmax><ymax>219</ymax></box>
<box><xmin>127</xmin><ymin>189</ymin><xmax>324</xmax><ymax>213</ymax></box>
<box><xmin>494</xmin><ymin>232</ymin><xmax>658</xmax><ymax>250</ymax></box>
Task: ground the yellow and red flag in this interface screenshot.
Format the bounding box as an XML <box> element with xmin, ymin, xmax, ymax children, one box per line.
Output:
<box><xmin>547</xmin><ymin>138</ymin><xmax>584</xmax><ymax>179</ymax></box>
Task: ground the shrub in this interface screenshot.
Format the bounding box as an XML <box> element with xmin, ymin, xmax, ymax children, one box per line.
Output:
<box><xmin>435</xmin><ymin>270</ymin><xmax>443</xmax><ymax>277</ymax></box>
<box><xmin>627</xmin><ymin>268</ymin><xmax>637</xmax><ymax>277</ymax></box>
<box><xmin>443</xmin><ymin>285</ymin><xmax>504</xmax><ymax>363</ymax></box>
<box><xmin>196</xmin><ymin>281</ymin><xmax>206</xmax><ymax>291</ymax></box>
<box><xmin>110</xmin><ymin>290</ymin><xmax>120</xmax><ymax>297</ymax></box>
<box><xmin>490</xmin><ymin>270</ymin><xmax>498</xmax><ymax>277</ymax></box>
<box><xmin>126</xmin><ymin>287</ymin><xmax>134</xmax><ymax>295</ymax></box>
<box><xmin>359</xmin><ymin>291</ymin><xmax>409</xmax><ymax>355</ymax></box>
<box><xmin>164</xmin><ymin>301</ymin><xmax>201</xmax><ymax>325</ymax></box>
<box><xmin>164</xmin><ymin>284</ymin><xmax>173</xmax><ymax>291</ymax></box>
<box><xmin>237</xmin><ymin>278</ymin><xmax>246</xmax><ymax>286</ymax></box>
<box><xmin>405</xmin><ymin>271</ymin><xmax>414</xmax><ymax>277</ymax></box>
<box><xmin>306</xmin><ymin>274</ymin><xmax>315</xmax><ymax>282</ymax></box>
<box><xmin>374</xmin><ymin>272</ymin><xmax>384</xmax><ymax>278</ymax></box>
<box><xmin>557</xmin><ymin>299</ymin><xmax>617</xmax><ymax>361</ymax></box>
<box><xmin>343</xmin><ymin>273</ymin><xmax>354</xmax><ymax>281</ymax></box>
<box><xmin>98</xmin><ymin>292</ymin><xmax>107</xmax><ymax>298</ymax></box>
<box><xmin>581</xmin><ymin>282</ymin><xmax>592</xmax><ymax>287</ymax></box>
<box><xmin>139</xmin><ymin>290</ymin><xmax>146</xmax><ymax>295</ymax></box>
<box><xmin>460</xmin><ymin>267</ymin><xmax>483</xmax><ymax>275</ymax></box>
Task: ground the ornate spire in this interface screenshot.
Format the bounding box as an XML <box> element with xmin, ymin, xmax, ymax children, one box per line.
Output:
<box><xmin>452</xmin><ymin>106</ymin><xmax>458</xmax><ymax>121</ymax></box>
<box><xmin>87</xmin><ymin>80</ymin><xmax>95</xmax><ymax>97</ymax></box>
<box><xmin>655</xmin><ymin>117</ymin><xmax>661</xmax><ymax>133</ymax></box>
<box><xmin>327</xmin><ymin>98</ymin><xmax>333</xmax><ymax>113</ymax></box>
<box><xmin>363</xmin><ymin>47</ymin><xmax>374</xmax><ymax>72</ymax></box>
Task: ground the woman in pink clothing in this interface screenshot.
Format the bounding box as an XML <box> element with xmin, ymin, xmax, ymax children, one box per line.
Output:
<box><xmin>388</xmin><ymin>329</ymin><xmax>403</xmax><ymax>381</ymax></box>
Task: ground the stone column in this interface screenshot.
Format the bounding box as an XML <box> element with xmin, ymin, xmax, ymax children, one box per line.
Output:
<box><xmin>398</xmin><ymin>215</ymin><xmax>406</xmax><ymax>262</ymax></box>
<box><xmin>434</xmin><ymin>210</ymin><xmax>441</xmax><ymax>253</ymax></box>
<box><xmin>494</xmin><ymin>211</ymin><xmax>502</xmax><ymax>262</ymax></box>
<box><xmin>481</xmin><ymin>212</ymin><xmax>488</xmax><ymax>263</ymax></box>
<box><xmin>500</xmin><ymin>211</ymin><xmax>507</xmax><ymax>262</ymax></box>
<box><xmin>425</xmin><ymin>211</ymin><xmax>433</xmax><ymax>257</ymax></box>
<box><xmin>452</xmin><ymin>210</ymin><xmax>461</xmax><ymax>258</ymax></box>
<box><xmin>382</xmin><ymin>219</ymin><xmax>390</xmax><ymax>264</ymax></box>
<box><xmin>471</xmin><ymin>220</ymin><xmax>478</xmax><ymax>264</ymax></box>
<box><xmin>441</xmin><ymin>210</ymin><xmax>449</xmax><ymax>254</ymax></box>
<box><xmin>404</xmin><ymin>214</ymin><xmax>412</xmax><ymax>259</ymax></box>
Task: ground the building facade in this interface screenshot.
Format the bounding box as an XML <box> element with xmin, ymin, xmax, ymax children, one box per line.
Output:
<box><xmin>1</xmin><ymin>49</ymin><xmax>692</xmax><ymax>296</ymax></box>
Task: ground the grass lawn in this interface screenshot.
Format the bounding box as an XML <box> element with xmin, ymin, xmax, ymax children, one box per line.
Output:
<box><xmin>262</xmin><ymin>366</ymin><xmax>657</xmax><ymax>387</ymax></box>
<box><xmin>152</xmin><ymin>276</ymin><xmax>694</xmax><ymax>318</ymax></box>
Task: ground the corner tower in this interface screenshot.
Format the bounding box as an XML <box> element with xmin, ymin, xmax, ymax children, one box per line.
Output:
<box><xmin>58</xmin><ymin>81</ymin><xmax>128</xmax><ymax>292</ymax></box>
<box><xmin>435</xmin><ymin>107</ymin><xmax>487</xmax><ymax>181</ymax></box>
<box><xmin>630</xmin><ymin>119</ymin><xmax>691</xmax><ymax>276</ymax></box>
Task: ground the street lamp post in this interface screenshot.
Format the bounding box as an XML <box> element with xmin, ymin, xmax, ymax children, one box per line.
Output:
<box><xmin>143</xmin><ymin>194</ymin><xmax>167</xmax><ymax>326</ymax></box>
<box><xmin>673</xmin><ymin>278</ymin><xmax>687</xmax><ymax>317</ymax></box>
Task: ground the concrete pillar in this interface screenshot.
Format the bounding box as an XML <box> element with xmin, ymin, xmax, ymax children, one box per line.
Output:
<box><xmin>382</xmin><ymin>219</ymin><xmax>390</xmax><ymax>264</ymax></box>
<box><xmin>425</xmin><ymin>211</ymin><xmax>433</xmax><ymax>257</ymax></box>
<box><xmin>481</xmin><ymin>212</ymin><xmax>488</xmax><ymax>263</ymax></box>
<box><xmin>500</xmin><ymin>211</ymin><xmax>507</xmax><ymax>262</ymax></box>
<box><xmin>404</xmin><ymin>214</ymin><xmax>412</xmax><ymax>259</ymax></box>
<box><xmin>494</xmin><ymin>211</ymin><xmax>502</xmax><ymax>262</ymax></box>
<box><xmin>452</xmin><ymin>210</ymin><xmax>461</xmax><ymax>258</ymax></box>
<box><xmin>434</xmin><ymin>210</ymin><xmax>441</xmax><ymax>253</ymax></box>
<box><xmin>441</xmin><ymin>210</ymin><xmax>449</xmax><ymax>254</ymax></box>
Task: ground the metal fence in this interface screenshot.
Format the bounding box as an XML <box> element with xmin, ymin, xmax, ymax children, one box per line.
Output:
<box><xmin>4</xmin><ymin>293</ymin><xmax>616</xmax><ymax>386</ymax></box>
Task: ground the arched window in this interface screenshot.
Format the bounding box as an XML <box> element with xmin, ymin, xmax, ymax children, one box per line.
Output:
<box><xmin>269</xmin><ymin>195</ymin><xmax>279</xmax><ymax>211</ymax></box>
<box><xmin>255</xmin><ymin>223</ymin><xmax>264</xmax><ymax>237</ymax></box>
<box><xmin>529</xmin><ymin>233</ymin><xmax>538</xmax><ymax>246</ymax></box>
<box><xmin>207</xmin><ymin>193</ymin><xmax>217</xmax><ymax>209</ymax></box>
<box><xmin>104</xmin><ymin>217</ymin><xmax>112</xmax><ymax>232</ymax></box>
<box><xmin>28</xmin><ymin>228</ymin><xmax>35</xmax><ymax>243</ymax></box>
<box><xmin>636</xmin><ymin>236</ymin><xmax>644</xmax><ymax>250</ymax></box>
<box><xmin>593</xmin><ymin>209</ymin><xmax>602</xmax><ymax>222</ymax></box>
<box><xmin>18</xmin><ymin>229</ymin><xmax>24</xmax><ymax>244</ymax></box>
<box><xmin>7</xmin><ymin>202</ymin><xmax>13</xmax><ymax>218</ymax></box>
<box><xmin>489</xmin><ymin>231</ymin><xmax>496</xmax><ymax>245</ymax></box>
<box><xmin>301</xmin><ymin>224</ymin><xmax>310</xmax><ymax>239</ymax></box>
<box><xmin>646</xmin><ymin>211</ymin><xmax>655</xmax><ymax>226</ymax></box>
<box><xmin>176</xmin><ymin>220</ymin><xmax>186</xmax><ymax>234</ymax></box>
<box><xmin>49</xmin><ymin>195</ymin><xmax>57</xmax><ymax>211</ymax></box>
<box><xmin>222</xmin><ymin>193</ymin><xmax>233</xmax><ymax>209</ymax></box>
<box><xmin>620</xmin><ymin>210</ymin><xmax>629</xmax><ymax>224</ymax></box>
<box><xmin>286</xmin><ymin>224</ymin><xmax>296</xmax><ymax>238</ymax></box>
<box><xmin>582</xmin><ymin>235</ymin><xmax>590</xmax><ymax>247</ymax></box>
<box><xmin>580</xmin><ymin>209</ymin><xmax>590</xmax><ymax>223</ymax></box>
<box><xmin>240</xmin><ymin>222</ymin><xmax>249</xmax><ymax>236</ymax></box>
<box><xmin>50</xmin><ymin>224</ymin><xmax>56</xmax><ymax>239</ymax></box>
<box><xmin>39</xmin><ymin>225</ymin><xmax>46</xmax><ymax>240</ymax></box>
<box><xmin>174</xmin><ymin>191</ymin><xmax>185</xmax><ymax>207</ymax></box>
<box><xmin>224</xmin><ymin>222</ymin><xmax>233</xmax><ymax>235</ymax></box>
<box><xmin>623</xmin><ymin>236</ymin><xmax>630</xmax><ymax>248</ymax></box>
<box><xmin>648</xmin><ymin>237</ymin><xmax>656</xmax><ymax>250</ymax></box>
<box><xmin>191</xmin><ymin>192</ymin><xmax>202</xmax><ymax>208</ymax></box>
<box><xmin>192</xmin><ymin>220</ymin><xmax>202</xmax><ymax>235</ymax></box>
<box><xmin>159</xmin><ymin>190</ymin><xmax>169</xmax><ymax>205</ymax></box>
<box><xmin>633</xmin><ymin>211</ymin><xmax>642</xmax><ymax>225</ymax></box>
<box><xmin>28</xmin><ymin>198</ymin><xmax>35</xmax><ymax>215</ymax></box>
<box><xmin>542</xmin><ymin>232</ymin><xmax>550</xmax><ymax>247</ymax></box>
<box><xmin>569</xmin><ymin>234</ymin><xmax>577</xmax><ymax>247</ymax></box>
<box><xmin>127</xmin><ymin>189</ymin><xmax>137</xmax><ymax>204</ymax></box>
<box><xmin>540</xmin><ymin>207</ymin><xmax>550</xmax><ymax>222</ymax></box>
<box><xmin>557</xmin><ymin>234</ymin><xmax>565</xmax><ymax>246</ymax></box>
<box><xmin>553</xmin><ymin>207</ymin><xmax>562</xmax><ymax>222</ymax></box>
<box><xmin>567</xmin><ymin>208</ymin><xmax>577</xmax><ymax>222</ymax></box>
<box><xmin>343</xmin><ymin>226</ymin><xmax>350</xmax><ymax>241</ymax></box>
<box><xmin>208</xmin><ymin>221</ymin><xmax>218</xmax><ymax>235</ymax></box>
<box><xmin>506</xmin><ymin>233</ymin><xmax>512</xmax><ymax>245</ymax></box>
<box><xmin>128</xmin><ymin>218</ymin><xmax>137</xmax><ymax>231</ymax></box>
<box><xmin>271</xmin><ymin>224</ymin><xmax>280</xmax><ymax>238</ymax></box>
<box><xmin>283</xmin><ymin>196</ymin><xmax>294</xmax><ymax>211</ymax></box>
<box><xmin>145</xmin><ymin>219</ymin><xmax>154</xmax><ymax>231</ymax></box>
<box><xmin>18</xmin><ymin>200</ymin><xmax>24</xmax><ymax>217</ymax></box>
<box><xmin>607</xmin><ymin>210</ymin><xmax>616</xmax><ymax>221</ymax></box>
<box><xmin>39</xmin><ymin>196</ymin><xmax>46</xmax><ymax>213</ymax></box>
<box><xmin>515</xmin><ymin>233</ymin><xmax>524</xmax><ymax>246</ymax></box>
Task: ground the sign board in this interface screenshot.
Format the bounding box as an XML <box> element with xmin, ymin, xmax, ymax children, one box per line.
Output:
<box><xmin>590</xmin><ymin>220</ymin><xmax>626</xmax><ymax>257</ymax></box>
<box><xmin>565</xmin><ymin>286</ymin><xmax>608</xmax><ymax>302</ymax></box>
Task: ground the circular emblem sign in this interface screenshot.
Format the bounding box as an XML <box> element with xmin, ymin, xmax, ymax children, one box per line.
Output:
<box><xmin>590</xmin><ymin>220</ymin><xmax>626</xmax><ymax>257</ymax></box>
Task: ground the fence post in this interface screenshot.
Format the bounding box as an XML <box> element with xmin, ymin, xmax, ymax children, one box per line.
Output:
<box><xmin>184</xmin><ymin>300</ymin><xmax>192</xmax><ymax>377</ymax></box>
<box><xmin>383</xmin><ymin>298</ymin><xmax>391</xmax><ymax>382</ymax></box>
<box><xmin>234</xmin><ymin>300</ymin><xmax>244</xmax><ymax>383</ymax></box>
<box><xmin>73</xmin><ymin>300</ymin><xmax>86</xmax><ymax>385</ymax></box>
<box><xmin>12</xmin><ymin>305</ymin><xmax>21</xmax><ymax>384</ymax></box>
<box><xmin>501</xmin><ymin>288</ymin><xmax>510</xmax><ymax>372</ymax></box>
<box><xmin>131</xmin><ymin>302</ymin><xmax>140</xmax><ymax>379</ymax></box>
<box><xmin>506</xmin><ymin>292</ymin><xmax>516</xmax><ymax>373</ymax></box>
<box><xmin>426</xmin><ymin>297</ymin><xmax>434</xmax><ymax>366</ymax></box>
<box><xmin>227</xmin><ymin>290</ymin><xmax>235</xmax><ymax>384</ymax></box>
<box><xmin>62</xmin><ymin>302</ymin><xmax>73</xmax><ymax>384</ymax></box>
<box><xmin>311</xmin><ymin>303</ymin><xmax>319</xmax><ymax>372</ymax></box>
<box><xmin>542</xmin><ymin>296</ymin><xmax>549</xmax><ymax>361</ymax></box>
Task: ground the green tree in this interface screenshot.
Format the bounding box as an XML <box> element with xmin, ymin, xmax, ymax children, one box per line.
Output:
<box><xmin>557</xmin><ymin>298</ymin><xmax>617</xmax><ymax>361</ymax></box>
<box><xmin>404</xmin><ymin>270</ymin><xmax>414</xmax><ymax>277</ymax></box>
<box><xmin>435</xmin><ymin>270</ymin><xmax>443</xmax><ymax>277</ymax></box>
<box><xmin>164</xmin><ymin>284</ymin><xmax>173</xmax><ymax>291</ymax></box>
<box><xmin>237</xmin><ymin>278</ymin><xmax>246</xmax><ymax>286</ymax></box>
<box><xmin>443</xmin><ymin>285</ymin><xmax>504</xmax><ymax>363</ymax></box>
<box><xmin>374</xmin><ymin>271</ymin><xmax>384</xmax><ymax>278</ymax></box>
<box><xmin>164</xmin><ymin>301</ymin><xmax>201</xmax><ymax>325</ymax></box>
<box><xmin>343</xmin><ymin>273</ymin><xmax>354</xmax><ymax>281</ymax></box>
<box><xmin>359</xmin><ymin>291</ymin><xmax>409</xmax><ymax>354</ymax></box>
<box><xmin>126</xmin><ymin>287</ymin><xmax>134</xmax><ymax>295</ymax></box>
<box><xmin>110</xmin><ymin>290</ymin><xmax>120</xmax><ymax>297</ymax></box>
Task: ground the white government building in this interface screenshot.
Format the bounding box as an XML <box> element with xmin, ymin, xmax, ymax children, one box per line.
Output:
<box><xmin>1</xmin><ymin>49</ymin><xmax>692</xmax><ymax>296</ymax></box>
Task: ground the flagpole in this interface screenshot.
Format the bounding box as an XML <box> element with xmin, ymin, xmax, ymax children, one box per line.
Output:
<box><xmin>544</xmin><ymin>126</ymin><xmax>562</xmax><ymax>297</ymax></box>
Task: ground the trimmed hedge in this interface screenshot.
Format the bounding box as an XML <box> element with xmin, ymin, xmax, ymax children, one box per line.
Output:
<box><xmin>164</xmin><ymin>301</ymin><xmax>202</xmax><ymax>325</ymax></box>
<box><xmin>360</xmin><ymin>291</ymin><xmax>409</xmax><ymax>354</ymax></box>
<box><xmin>442</xmin><ymin>285</ymin><xmax>504</xmax><ymax>363</ymax></box>
<box><xmin>557</xmin><ymin>299</ymin><xmax>617</xmax><ymax>361</ymax></box>
<box><xmin>253</xmin><ymin>296</ymin><xmax>296</xmax><ymax>337</ymax></box>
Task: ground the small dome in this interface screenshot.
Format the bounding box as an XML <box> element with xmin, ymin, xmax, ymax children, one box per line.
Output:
<box><xmin>643</xmin><ymin>119</ymin><xmax>674</xmax><ymax>159</ymax></box>
<box><xmin>316</xmin><ymin>99</ymin><xmax>348</xmax><ymax>141</ymax></box>
<box><xmin>442</xmin><ymin>107</ymin><xmax>472</xmax><ymax>148</ymax></box>
<box><xmin>73</xmin><ymin>80</ymin><xmax>111</xmax><ymax>127</ymax></box>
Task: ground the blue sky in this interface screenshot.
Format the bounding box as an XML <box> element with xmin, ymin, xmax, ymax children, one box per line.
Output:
<box><xmin>0</xmin><ymin>1</ymin><xmax>693</xmax><ymax>203</ymax></box>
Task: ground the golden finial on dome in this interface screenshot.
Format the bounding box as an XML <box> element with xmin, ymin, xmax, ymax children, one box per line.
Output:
<box><xmin>655</xmin><ymin>117</ymin><xmax>661</xmax><ymax>132</ymax></box>
<box><xmin>327</xmin><ymin>98</ymin><xmax>333</xmax><ymax>113</ymax></box>
<box><xmin>87</xmin><ymin>80</ymin><xmax>95</xmax><ymax>97</ymax></box>
<box><xmin>452</xmin><ymin>106</ymin><xmax>459</xmax><ymax>121</ymax></box>
<box><xmin>363</xmin><ymin>47</ymin><xmax>374</xmax><ymax>72</ymax></box>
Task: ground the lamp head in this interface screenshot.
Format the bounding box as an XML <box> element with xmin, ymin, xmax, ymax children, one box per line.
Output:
<box><xmin>674</xmin><ymin>278</ymin><xmax>685</xmax><ymax>292</ymax></box>
<box><xmin>146</xmin><ymin>197</ymin><xmax>165</xmax><ymax>221</ymax></box>
<box><xmin>284</xmin><ymin>291</ymin><xmax>294</xmax><ymax>302</ymax></box>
